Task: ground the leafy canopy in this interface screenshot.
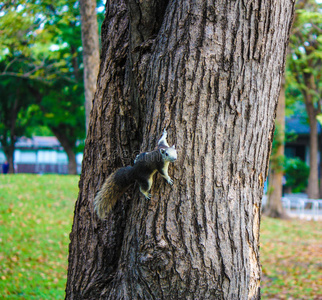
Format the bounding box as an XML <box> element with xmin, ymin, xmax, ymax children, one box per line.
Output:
<box><xmin>0</xmin><ymin>0</ymin><xmax>86</xmax><ymax>151</ymax></box>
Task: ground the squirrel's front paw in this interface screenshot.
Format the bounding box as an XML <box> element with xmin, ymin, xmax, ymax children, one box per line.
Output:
<box><xmin>140</xmin><ymin>189</ymin><xmax>152</xmax><ymax>199</ymax></box>
<box><xmin>167</xmin><ymin>177</ymin><xmax>174</xmax><ymax>185</ymax></box>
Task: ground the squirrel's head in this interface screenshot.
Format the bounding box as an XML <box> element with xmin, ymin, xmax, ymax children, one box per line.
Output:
<box><xmin>160</xmin><ymin>145</ymin><xmax>177</xmax><ymax>162</ymax></box>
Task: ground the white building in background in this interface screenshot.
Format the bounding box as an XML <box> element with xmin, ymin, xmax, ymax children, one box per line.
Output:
<box><xmin>0</xmin><ymin>136</ymin><xmax>83</xmax><ymax>174</ymax></box>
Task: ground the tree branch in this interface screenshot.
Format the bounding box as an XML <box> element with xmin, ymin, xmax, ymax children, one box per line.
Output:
<box><xmin>311</xmin><ymin>23</ymin><xmax>322</xmax><ymax>34</ymax></box>
<box><xmin>0</xmin><ymin>61</ymin><xmax>77</xmax><ymax>83</ymax></box>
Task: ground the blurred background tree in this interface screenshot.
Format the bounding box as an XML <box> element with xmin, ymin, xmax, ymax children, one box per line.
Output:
<box><xmin>0</xmin><ymin>74</ymin><xmax>34</xmax><ymax>173</ymax></box>
<box><xmin>265</xmin><ymin>0</ymin><xmax>322</xmax><ymax>215</ymax></box>
<box><xmin>264</xmin><ymin>85</ymin><xmax>287</xmax><ymax>218</ymax></box>
<box><xmin>287</xmin><ymin>0</ymin><xmax>322</xmax><ymax>198</ymax></box>
<box><xmin>0</xmin><ymin>0</ymin><xmax>104</xmax><ymax>173</ymax></box>
<box><xmin>79</xmin><ymin>0</ymin><xmax>100</xmax><ymax>131</ymax></box>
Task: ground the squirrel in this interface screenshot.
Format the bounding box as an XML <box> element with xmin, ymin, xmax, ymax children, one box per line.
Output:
<box><xmin>94</xmin><ymin>129</ymin><xmax>177</xmax><ymax>219</ymax></box>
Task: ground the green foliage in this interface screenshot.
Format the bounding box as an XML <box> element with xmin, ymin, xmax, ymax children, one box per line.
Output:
<box><xmin>284</xmin><ymin>67</ymin><xmax>306</xmax><ymax>116</ymax></box>
<box><xmin>0</xmin><ymin>0</ymin><xmax>87</xmax><ymax>157</ymax></box>
<box><xmin>287</xmin><ymin>1</ymin><xmax>322</xmax><ymax>110</ymax></box>
<box><xmin>317</xmin><ymin>114</ymin><xmax>322</xmax><ymax>125</ymax></box>
<box><xmin>269</xmin><ymin>120</ymin><xmax>299</xmax><ymax>178</ymax></box>
<box><xmin>25</xmin><ymin>125</ymin><xmax>54</xmax><ymax>137</ymax></box>
<box><xmin>0</xmin><ymin>78</ymin><xmax>28</xmax><ymax>138</ymax></box>
<box><xmin>0</xmin><ymin>1</ymin><xmax>69</xmax><ymax>81</ymax></box>
<box><xmin>271</xmin><ymin>124</ymin><xmax>284</xmax><ymax>152</ymax></box>
<box><xmin>284</xmin><ymin>158</ymin><xmax>310</xmax><ymax>193</ymax></box>
<box><xmin>0</xmin><ymin>174</ymin><xmax>79</xmax><ymax>299</ymax></box>
<box><xmin>270</xmin><ymin>124</ymin><xmax>285</xmax><ymax>173</ymax></box>
<box><xmin>0</xmin><ymin>67</ymin><xmax>36</xmax><ymax>158</ymax></box>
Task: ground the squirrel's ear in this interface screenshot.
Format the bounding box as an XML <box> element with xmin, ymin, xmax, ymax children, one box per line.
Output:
<box><xmin>172</xmin><ymin>145</ymin><xmax>175</xmax><ymax>149</ymax></box>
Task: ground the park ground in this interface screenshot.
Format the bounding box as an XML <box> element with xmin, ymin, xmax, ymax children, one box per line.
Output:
<box><xmin>0</xmin><ymin>174</ymin><xmax>321</xmax><ymax>299</ymax></box>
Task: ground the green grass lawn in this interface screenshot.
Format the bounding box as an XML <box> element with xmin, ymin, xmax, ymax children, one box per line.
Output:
<box><xmin>0</xmin><ymin>174</ymin><xmax>79</xmax><ymax>299</ymax></box>
<box><xmin>261</xmin><ymin>217</ymin><xmax>322</xmax><ymax>300</ymax></box>
<box><xmin>0</xmin><ymin>174</ymin><xmax>321</xmax><ymax>299</ymax></box>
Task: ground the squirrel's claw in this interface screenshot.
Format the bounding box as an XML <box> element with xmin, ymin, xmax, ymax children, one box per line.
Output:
<box><xmin>140</xmin><ymin>188</ymin><xmax>152</xmax><ymax>199</ymax></box>
<box><xmin>145</xmin><ymin>193</ymin><xmax>152</xmax><ymax>200</ymax></box>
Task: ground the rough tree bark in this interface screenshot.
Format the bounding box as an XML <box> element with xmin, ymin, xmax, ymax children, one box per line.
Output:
<box><xmin>66</xmin><ymin>0</ymin><xmax>295</xmax><ymax>299</ymax></box>
<box><xmin>264</xmin><ymin>84</ymin><xmax>287</xmax><ymax>218</ymax></box>
<box><xmin>79</xmin><ymin>0</ymin><xmax>100</xmax><ymax>132</ymax></box>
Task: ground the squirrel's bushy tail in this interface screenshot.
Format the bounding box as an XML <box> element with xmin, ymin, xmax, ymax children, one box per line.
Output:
<box><xmin>94</xmin><ymin>166</ymin><xmax>134</xmax><ymax>219</ymax></box>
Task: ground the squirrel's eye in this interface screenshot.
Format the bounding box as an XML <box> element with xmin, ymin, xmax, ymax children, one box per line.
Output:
<box><xmin>166</xmin><ymin>153</ymin><xmax>168</xmax><ymax>156</ymax></box>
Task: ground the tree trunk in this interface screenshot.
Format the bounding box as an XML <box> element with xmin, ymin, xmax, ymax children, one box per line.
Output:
<box><xmin>304</xmin><ymin>74</ymin><xmax>319</xmax><ymax>199</ymax></box>
<box><xmin>66</xmin><ymin>148</ymin><xmax>77</xmax><ymax>175</ymax></box>
<box><xmin>3</xmin><ymin>146</ymin><xmax>15</xmax><ymax>174</ymax></box>
<box><xmin>307</xmin><ymin>114</ymin><xmax>319</xmax><ymax>199</ymax></box>
<box><xmin>51</xmin><ymin>127</ymin><xmax>78</xmax><ymax>175</ymax></box>
<box><xmin>320</xmin><ymin>131</ymin><xmax>322</xmax><ymax>198</ymax></box>
<box><xmin>3</xmin><ymin>97</ymin><xmax>19</xmax><ymax>174</ymax></box>
<box><xmin>79</xmin><ymin>0</ymin><xmax>100</xmax><ymax>133</ymax></box>
<box><xmin>264</xmin><ymin>83</ymin><xmax>287</xmax><ymax>218</ymax></box>
<box><xmin>66</xmin><ymin>0</ymin><xmax>295</xmax><ymax>299</ymax></box>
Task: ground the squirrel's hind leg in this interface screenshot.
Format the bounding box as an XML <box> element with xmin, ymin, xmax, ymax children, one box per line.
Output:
<box><xmin>138</xmin><ymin>177</ymin><xmax>153</xmax><ymax>199</ymax></box>
<box><xmin>139</xmin><ymin>186</ymin><xmax>152</xmax><ymax>199</ymax></box>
